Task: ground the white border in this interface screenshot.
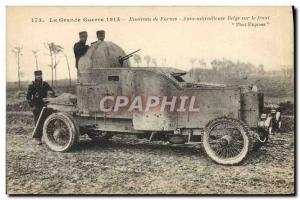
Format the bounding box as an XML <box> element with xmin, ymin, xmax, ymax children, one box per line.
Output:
<box><xmin>1</xmin><ymin>0</ymin><xmax>298</xmax><ymax>200</ymax></box>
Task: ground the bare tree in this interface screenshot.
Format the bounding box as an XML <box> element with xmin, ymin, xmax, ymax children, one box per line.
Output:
<box><xmin>198</xmin><ymin>59</ymin><xmax>207</xmax><ymax>68</ymax></box>
<box><xmin>62</xmin><ymin>52</ymin><xmax>72</xmax><ymax>89</ymax></box>
<box><xmin>45</xmin><ymin>42</ymin><xmax>63</xmax><ymax>87</ymax></box>
<box><xmin>133</xmin><ymin>54</ymin><xmax>142</xmax><ymax>67</ymax></box>
<box><xmin>53</xmin><ymin>46</ymin><xmax>63</xmax><ymax>86</ymax></box>
<box><xmin>189</xmin><ymin>58</ymin><xmax>196</xmax><ymax>77</ymax></box>
<box><xmin>12</xmin><ymin>46</ymin><xmax>23</xmax><ymax>90</ymax></box>
<box><xmin>45</xmin><ymin>43</ymin><xmax>54</xmax><ymax>87</ymax></box>
<box><xmin>152</xmin><ymin>58</ymin><xmax>157</xmax><ymax>67</ymax></box>
<box><xmin>258</xmin><ymin>64</ymin><xmax>265</xmax><ymax>75</ymax></box>
<box><xmin>211</xmin><ymin>59</ymin><xmax>219</xmax><ymax>71</ymax></box>
<box><xmin>32</xmin><ymin>50</ymin><xmax>39</xmax><ymax>70</ymax></box>
<box><xmin>161</xmin><ymin>58</ymin><xmax>167</xmax><ymax>67</ymax></box>
<box><xmin>144</xmin><ymin>56</ymin><xmax>151</xmax><ymax>67</ymax></box>
<box><xmin>281</xmin><ymin>64</ymin><xmax>293</xmax><ymax>80</ymax></box>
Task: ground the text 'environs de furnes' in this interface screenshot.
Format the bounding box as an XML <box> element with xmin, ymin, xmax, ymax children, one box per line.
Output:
<box><xmin>129</xmin><ymin>16</ymin><xmax>226</xmax><ymax>22</ymax></box>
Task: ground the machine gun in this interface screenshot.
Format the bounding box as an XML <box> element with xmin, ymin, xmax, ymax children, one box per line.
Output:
<box><xmin>118</xmin><ymin>49</ymin><xmax>141</xmax><ymax>66</ymax></box>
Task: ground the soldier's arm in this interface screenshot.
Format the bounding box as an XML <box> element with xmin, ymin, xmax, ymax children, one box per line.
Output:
<box><xmin>73</xmin><ymin>44</ymin><xmax>79</xmax><ymax>58</ymax></box>
<box><xmin>84</xmin><ymin>45</ymin><xmax>89</xmax><ymax>55</ymax></box>
<box><xmin>45</xmin><ymin>82</ymin><xmax>55</xmax><ymax>96</ymax></box>
<box><xmin>26</xmin><ymin>85</ymin><xmax>33</xmax><ymax>106</ymax></box>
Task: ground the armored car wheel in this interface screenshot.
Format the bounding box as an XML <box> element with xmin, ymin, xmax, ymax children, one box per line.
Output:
<box><xmin>43</xmin><ymin>112</ymin><xmax>79</xmax><ymax>152</ymax></box>
<box><xmin>203</xmin><ymin>118</ymin><xmax>251</xmax><ymax>165</ymax></box>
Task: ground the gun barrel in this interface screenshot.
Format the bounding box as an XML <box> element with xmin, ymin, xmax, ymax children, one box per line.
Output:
<box><xmin>121</xmin><ymin>49</ymin><xmax>141</xmax><ymax>61</ymax></box>
<box><xmin>121</xmin><ymin>55</ymin><xmax>132</xmax><ymax>60</ymax></box>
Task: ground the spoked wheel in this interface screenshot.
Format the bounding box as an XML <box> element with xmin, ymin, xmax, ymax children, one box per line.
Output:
<box><xmin>203</xmin><ymin>118</ymin><xmax>251</xmax><ymax>165</ymax></box>
<box><xmin>43</xmin><ymin>112</ymin><xmax>79</xmax><ymax>152</ymax></box>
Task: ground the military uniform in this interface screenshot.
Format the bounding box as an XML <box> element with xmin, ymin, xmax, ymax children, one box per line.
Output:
<box><xmin>91</xmin><ymin>30</ymin><xmax>105</xmax><ymax>45</ymax></box>
<box><xmin>73</xmin><ymin>41</ymin><xmax>89</xmax><ymax>68</ymax></box>
<box><xmin>26</xmin><ymin>76</ymin><xmax>54</xmax><ymax>139</ymax></box>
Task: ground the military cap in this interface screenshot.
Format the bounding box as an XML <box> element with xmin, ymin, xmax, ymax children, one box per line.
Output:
<box><xmin>79</xmin><ymin>31</ymin><xmax>87</xmax><ymax>36</ymax></box>
<box><xmin>34</xmin><ymin>70</ymin><xmax>42</xmax><ymax>76</ymax></box>
<box><xmin>96</xmin><ymin>30</ymin><xmax>105</xmax><ymax>36</ymax></box>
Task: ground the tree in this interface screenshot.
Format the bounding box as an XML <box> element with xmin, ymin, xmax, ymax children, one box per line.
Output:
<box><xmin>193</xmin><ymin>68</ymin><xmax>202</xmax><ymax>82</ymax></box>
<box><xmin>52</xmin><ymin>44</ymin><xmax>63</xmax><ymax>87</ymax></box>
<box><xmin>45</xmin><ymin>43</ymin><xmax>54</xmax><ymax>87</ymax></box>
<box><xmin>133</xmin><ymin>54</ymin><xmax>142</xmax><ymax>67</ymax></box>
<box><xmin>152</xmin><ymin>58</ymin><xmax>157</xmax><ymax>67</ymax></box>
<box><xmin>161</xmin><ymin>58</ymin><xmax>167</xmax><ymax>67</ymax></box>
<box><xmin>258</xmin><ymin>64</ymin><xmax>265</xmax><ymax>75</ymax></box>
<box><xmin>12</xmin><ymin>46</ymin><xmax>23</xmax><ymax>90</ymax></box>
<box><xmin>62</xmin><ymin>52</ymin><xmax>72</xmax><ymax>89</ymax></box>
<box><xmin>189</xmin><ymin>58</ymin><xmax>196</xmax><ymax>77</ymax></box>
<box><xmin>211</xmin><ymin>59</ymin><xmax>219</xmax><ymax>71</ymax></box>
<box><xmin>198</xmin><ymin>59</ymin><xmax>207</xmax><ymax>68</ymax></box>
<box><xmin>190</xmin><ymin>58</ymin><xmax>196</xmax><ymax>67</ymax></box>
<box><xmin>45</xmin><ymin>42</ymin><xmax>63</xmax><ymax>87</ymax></box>
<box><xmin>32</xmin><ymin>50</ymin><xmax>39</xmax><ymax>70</ymax></box>
<box><xmin>144</xmin><ymin>56</ymin><xmax>151</xmax><ymax>67</ymax></box>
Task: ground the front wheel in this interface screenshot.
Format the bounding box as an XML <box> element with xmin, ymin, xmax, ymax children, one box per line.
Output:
<box><xmin>43</xmin><ymin>112</ymin><xmax>79</xmax><ymax>152</ymax></box>
<box><xmin>203</xmin><ymin>117</ymin><xmax>251</xmax><ymax>165</ymax></box>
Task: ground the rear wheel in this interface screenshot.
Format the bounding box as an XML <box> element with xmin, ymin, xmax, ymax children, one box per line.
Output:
<box><xmin>203</xmin><ymin>117</ymin><xmax>251</xmax><ymax>165</ymax></box>
<box><xmin>43</xmin><ymin>112</ymin><xmax>79</xmax><ymax>152</ymax></box>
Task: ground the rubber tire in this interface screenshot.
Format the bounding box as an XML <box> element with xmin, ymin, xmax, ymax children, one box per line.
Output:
<box><xmin>43</xmin><ymin>112</ymin><xmax>79</xmax><ymax>152</ymax></box>
<box><xmin>203</xmin><ymin>117</ymin><xmax>251</xmax><ymax>165</ymax></box>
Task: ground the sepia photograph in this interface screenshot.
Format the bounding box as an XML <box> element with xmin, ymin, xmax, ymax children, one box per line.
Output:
<box><xmin>6</xmin><ymin>6</ymin><xmax>295</xmax><ymax>195</ymax></box>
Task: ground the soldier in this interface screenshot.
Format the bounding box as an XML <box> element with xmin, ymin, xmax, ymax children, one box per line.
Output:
<box><xmin>97</xmin><ymin>30</ymin><xmax>105</xmax><ymax>41</ymax></box>
<box><xmin>26</xmin><ymin>70</ymin><xmax>55</xmax><ymax>145</ymax></box>
<box><xmin>91</xmin><ymin>30</ymin><xmax>105</xmax><ymax>45</ymax></box>
<box><xmin>73</xmin><ymin>31</ymin><xmax>89</xmax><ymax>69</ymax></box>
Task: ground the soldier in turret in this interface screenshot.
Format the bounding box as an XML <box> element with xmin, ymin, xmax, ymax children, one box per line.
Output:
<box><xmin>73</xmin><ymin>31</ymin><xmax>89</xmax><ymax>69</ymax></box>
<box><xmin>91</xmin><ymin>30</ymin><xmax>105</xmax><ymax>45</ymax></box>
<box><xmin>26</xmin><ymin>70</ymin><xmax>55</xmax><ymax>145</ymax></box>
<box><xmin>97</xmin><ymin>30</ymin><xmax>105</xmax><ymax>41</ymax></box>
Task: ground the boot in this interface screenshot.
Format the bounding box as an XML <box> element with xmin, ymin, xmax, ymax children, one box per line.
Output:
<box><xmin>33</xmin><ymin>138</ymin><xmax>42</xmax><ymax>145</ymax></box>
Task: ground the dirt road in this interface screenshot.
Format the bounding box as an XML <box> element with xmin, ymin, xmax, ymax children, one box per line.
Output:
<box><xmin>6</xmin><ymin>113</ymin><xmax>294</xmax><ymax>195</ymax></box>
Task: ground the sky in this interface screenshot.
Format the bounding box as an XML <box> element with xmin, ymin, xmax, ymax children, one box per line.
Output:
<box><xmin>6</xmin><ymin>6</ymin><xmax>294</xmax><ymax>82</ymax></box>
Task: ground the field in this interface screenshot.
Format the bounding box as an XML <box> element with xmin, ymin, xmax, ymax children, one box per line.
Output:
<box><xmin>6</xmin><ymin>112</ymin><xmax>294</xmax><ymax>194</ymax></box>
<box><xmin>6</xmin><ymin>75</ymin><xmax>295</xmax><ymax>195</ymax></box>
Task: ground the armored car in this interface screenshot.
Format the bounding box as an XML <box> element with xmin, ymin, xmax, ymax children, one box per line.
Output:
<box><xmin>33</xmin><ymin>40</ymin><xmax>281</xmax><ymax>165</ymax></box>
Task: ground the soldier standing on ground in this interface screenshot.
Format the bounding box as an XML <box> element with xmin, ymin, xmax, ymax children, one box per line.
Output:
<box><xmin>73</xmin><ymin>31</ymin><xmax>89</xmax><ymax>69</ymax></box>
<box><xmin>26</xmin><ymin>70</ymin><xmax>55</xmax><ymax>145</ymax></box>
